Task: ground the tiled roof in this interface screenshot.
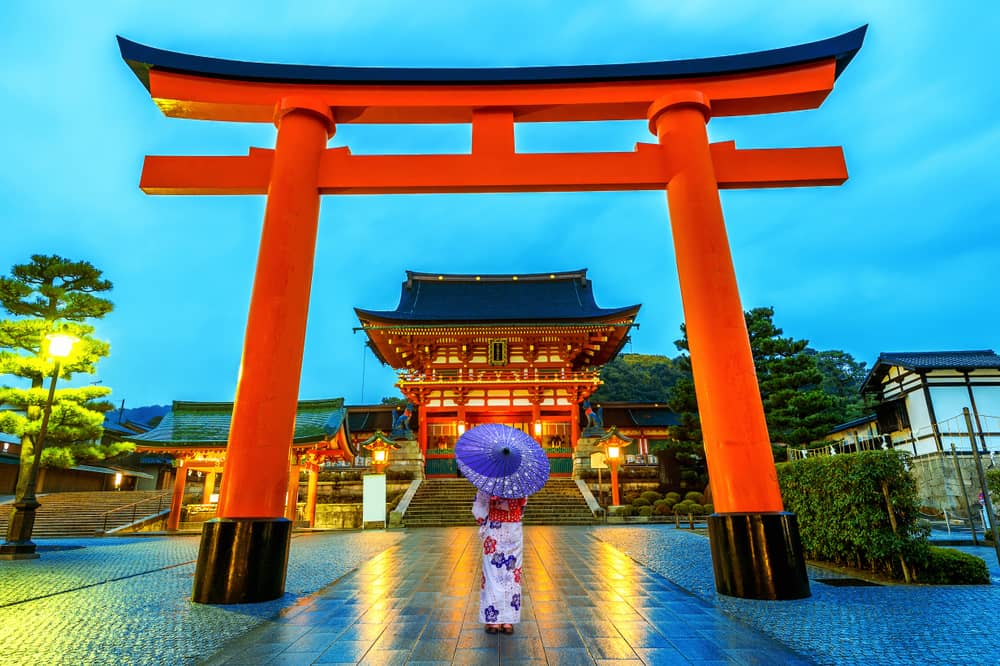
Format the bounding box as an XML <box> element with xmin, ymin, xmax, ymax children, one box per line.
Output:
<box><xmin>598</xmin><ymin>403</ymin><xmax>679</xmax><ymax>428</ymax></box>
<box><xmin>346</xmin><ymin>407</ymin><xmax>397</xmax><ymax>434</ymax></box>
<box><xmin>134</xmin><ymin>398</ymin><xmax>345</xmax><ymax>446</ymax></box>
<box><xmin>875</xmin><ymin>350</ymin><xmax>1000</xmax><ymax>370</ymax></box>
<box><xmin>356</xmin><ymin>269</ymin><xmax>639</xmax><ymax>323</ymax></box>
<box><xmin>861</xmin><ymin>350</ymin><xmax>1000</xmax><ymax>394</ymax></box>
<box><xmin>828</xmin><ymin>413</ymin><xmax>877</xmax><ymax>433</ymax></box>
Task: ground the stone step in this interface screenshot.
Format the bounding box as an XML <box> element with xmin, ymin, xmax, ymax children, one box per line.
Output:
<box><xmin>402</xmin><ymin>479</ymin><xmax>597</xmax><ymax>527</ymax></box>
<box><xmin>0</xmin><ymin>491</ymin><xmax>170</xmax><ymax>538</ymax></box>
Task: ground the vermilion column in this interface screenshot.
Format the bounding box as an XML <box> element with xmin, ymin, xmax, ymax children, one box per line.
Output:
<box><xmin>306</xmin><ymin>469</ymin><xmax>318</xmax><ymax>527</ymax></box>
<box><xmin>650</xmin><ymin>91</ymin><xmax>809</xmax><ymax>600</ymax></box>
<box><xmin>650</xmin><ymin>91</ymin><xmax>781</xmax><ymax>514</ymax></box>
<box><xmin>201</xmin><ymin>471</ymin><xmax>217</xmax><ymax>504</ymax></box>
<box><xmin>193</xmin><ymin>96</ymin><xmax>334</xmax><ymax>604</ymax></box>
<box><xmin>167</xmin><ymin>466</ymin><xmax>187</xmax><ymax>531</ymax></box>
<box><xmin>285</xmin><ymin>463</ymin><xmax>300</xmax><ymax>521</ymax></box>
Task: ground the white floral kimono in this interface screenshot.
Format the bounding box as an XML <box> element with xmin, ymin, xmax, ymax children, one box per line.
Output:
<box><xmin>472</xmin><ymin>490</ymin><xmax>526</xmax><ymax>625</ymax></box>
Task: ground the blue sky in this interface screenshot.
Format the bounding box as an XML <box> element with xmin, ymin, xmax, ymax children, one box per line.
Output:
<box><xmin>2</xmin><ymin>2</ymin><xmax>998</xmax><ymax>409</ymax></box>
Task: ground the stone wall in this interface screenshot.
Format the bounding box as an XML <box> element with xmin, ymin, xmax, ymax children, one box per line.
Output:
<box><xmin>909</xmin><ymin>452</ymin><xmax>992</xmax><ymax>512</ymax></box>
<box><xmin>314</xmin><ymin>503</ymin><xmax>363</xmax><ymax>529</ymax></box>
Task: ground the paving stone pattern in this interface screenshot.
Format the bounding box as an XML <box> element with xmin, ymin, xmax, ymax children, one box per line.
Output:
<box><xmin>596</xmin><ymin>526</ymin><xmax>999</xmax><ymax>666</ymax></box>
<box><xmin>204</xmin><ymin>526</ymin><xmax>806</xmax><ymax>665</ymax></box>
<box><xmin>0</xmin><ymin>531</ymin><xmax>402</xmax><ymax>665</ymax></box>
<box><xmin>1</xmin><ymin>526</ymin><xmax>996</xmax><ymax>665</ymax></box>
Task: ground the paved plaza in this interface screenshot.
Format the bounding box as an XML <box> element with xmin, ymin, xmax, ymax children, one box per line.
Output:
<box><xmin>0</xmin><ymin>525</ymin><xmax>995</xmax><ymax>665</ymax></box>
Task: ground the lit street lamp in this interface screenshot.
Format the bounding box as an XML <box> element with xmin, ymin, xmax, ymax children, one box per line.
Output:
<box><xmin>0</xmin><ymin>333</ymin><xmax>78</xmax><ymax>560</ymax></box>
<box><xmin>596</xmin><ymin>427</ymin><xmax>632</xmax><ymax>508</ymax></box>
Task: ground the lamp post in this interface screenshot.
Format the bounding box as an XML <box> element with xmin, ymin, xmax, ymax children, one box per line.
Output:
<box><xmin>595</xmin><ymin>427</ymin><xmax>632</xmax><ymax>509</ymax></box>
<box><xmin>607</xmin><ymin>444</ymin><xmax>621</xmax><ymax>507</ymax></box>
<box><xmin>362</xmin><ymin>431</ymin><xmax>398</xmax><ymax>475</ymax></box>
<box><xmin>1</xmin><ymin>333</ymin><xmax>77</xmax><ymax>560</ymax></box>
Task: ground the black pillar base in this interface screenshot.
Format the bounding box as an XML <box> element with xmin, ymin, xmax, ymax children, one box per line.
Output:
<box><xmin>708</xmin><ymin>512</ymin><xmax>810</xmax><ymax>600</ymax></box>
<box><xmin>192</xmin><ymin>517</ymin><xmax>291</xmax><ymax>605</ymax></box>
<box><xmin>0</xmin><ymin>500</ymin><xmax>41</xmax><ymax>560</ymax></box>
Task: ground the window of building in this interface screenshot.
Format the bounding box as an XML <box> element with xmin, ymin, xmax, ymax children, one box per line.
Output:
<box><xmin>489</xmin><ymin>339</ymin><xmax>508</xmax><ymax>366</ymax></box>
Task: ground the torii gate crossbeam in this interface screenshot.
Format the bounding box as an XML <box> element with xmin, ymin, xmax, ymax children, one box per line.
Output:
<box><xmin>119</xmin><ymin>25</ymin><xmax>866</xmax><ymax>604</ymax></box>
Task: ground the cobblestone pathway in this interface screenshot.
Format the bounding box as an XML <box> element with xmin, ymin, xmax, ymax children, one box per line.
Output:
<box><xmin>595</xmin><ymin>526</ymin><xmax>998</xmax><ymax>666</ymax></box>
<box><xmin>0</xmin><ymin>531</ymin><xmax>403</xmax><ymax>665</ymax></box>
<box><xmin>1</xmin><ymin>526</ymin><xmax>995</xmax><ymax>665</ymax></box>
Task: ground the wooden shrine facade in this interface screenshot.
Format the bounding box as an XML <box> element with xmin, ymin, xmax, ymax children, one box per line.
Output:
<box><xmin>132</xmin><ymin>399</ymin><xmax>353</xmax><ymax>529</ymax></box>
<box><xmin>357</xmin><ymin>270</ymin><xmax>639</xmax><ymax>469</ymax></box>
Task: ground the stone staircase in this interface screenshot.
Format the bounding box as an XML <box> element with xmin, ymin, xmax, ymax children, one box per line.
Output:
<box><xmin>402</xmin><ymin>478</ymin><xmax>597</xmax><ymax>527</ymax></box>
<box><xmin>0</xmin><ymin>490</ymin><xmax>170</xmax><ymax>538</ymax></box>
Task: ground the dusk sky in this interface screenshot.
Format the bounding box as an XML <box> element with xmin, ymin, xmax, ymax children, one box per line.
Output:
<box><xmin>2</xmin><ymin>2</ymin><xmax>997</xmax><ymax>410</ymax></box>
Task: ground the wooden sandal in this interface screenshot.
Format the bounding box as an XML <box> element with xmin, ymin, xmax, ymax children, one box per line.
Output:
<box><xmin>501</xmin><ymin>624</ymin><xmax>514</xmax><ymax>634</ymax></box>
<box><xmin>484</xmin><ymin>624</ymin><xmax>500</xmax><ymax>634</ymax></box>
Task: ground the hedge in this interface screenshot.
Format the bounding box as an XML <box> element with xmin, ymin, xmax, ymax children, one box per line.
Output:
<box><xmin>777</xmin><ymin>450</ymin><xmax>929</xmax><ymax>580</ymax></box>
<box><xmin>912</xmin><ymin>547</ymin><xmax>989</xmax><ymax>585</ymax></box>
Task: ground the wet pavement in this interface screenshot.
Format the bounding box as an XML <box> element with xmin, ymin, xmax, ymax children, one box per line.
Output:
<box><xmin>0</xmin><ymin>525</ymin><xmax>995</xmax><ymax>664</ymax></box>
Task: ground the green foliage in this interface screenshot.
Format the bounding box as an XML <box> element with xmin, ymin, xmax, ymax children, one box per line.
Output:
<box><xmin>380</xmin><ymin>396</ymin><xmax>407</xmax><ymax>408</ymax></box>
<box><xmin>0</xmin><ymin>255</ymin><xmax>124</xmax><ymax>485</ymax></box>
<box><xmin>637</xmin><ymin>505</ymin><xmax>654</xmax><ymax>517</ymax></box>
<box><xmin>592</xmin><ymin>353</ymin><xmax>686</xmax><ymax>403</ymax></box>
<box><xmin>777</xmin><ymin>450</ymin><xmax>928</xmax><ymax>579</ymax></box>
<box><xmin>665</xmin><ymin>492</ymin><xmax>681</xmax><ymax>503</ymax></box>
<box><xmin>912</xmin><ymin>547</ymin><xmax>989</xmax><ymax>585</ymax></box>
<box><xmin>653</xmin><ymin>501</ymin><xmax>672</xmax><ymax>516</ymax></box>
<box><xmin>631</xmin><ymin>497</ymin><xmax>651</xmax><ymax>508</ymax></box>
<box><xmin>808</xmin><ymin>348</ymin><xmax>870</xmax><ymax>423</ymax></box>
<box><xmin>668</xmin><ymin>306</ymin><xmax>869</xmax><ymax>452</ymax></box>
<box><xmin>684</xmin><ymin>491</ymin><xmax>705</xmax><ymax>504</ymax></box>
<box><xmin>640</xmin><ymin>490</ymin><xmax>662</xmax><ymax>503</ymax></box>
<box><xmin>703</xmin><ymin>503</ymin><xmax>714</xmax><ymax>514</ymax></box>
<box><xmin>673</xmin><ymin>500</ymin><xmax>693</xmax><ymax>514</ymax></box>
<box><xmin>611</xmin><ymin>504</ymin><xmax>635</xmax><ymax>517</ymax></box>
<box><xmin>986</xmin><ymin>469</ymin><xmax>1000</xmax><ymax>499</ymax></box>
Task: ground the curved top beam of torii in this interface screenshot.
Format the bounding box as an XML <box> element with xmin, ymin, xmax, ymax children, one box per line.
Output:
<box><xmin>118</xmin><ymin>26</ymin><xmax>866</xmax><ymax>125</ymax></box>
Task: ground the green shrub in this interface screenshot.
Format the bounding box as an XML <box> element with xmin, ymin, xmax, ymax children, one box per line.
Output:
<box><xmin>666</xmin><ymin>492</ymin><xmax>681</xmax><ymax>502</ymax></box>
<box><xmin>612</xmin><ymin>504</ymin><xmax>635</xmax><ymax>517</ymax></box>
<box><xmin>688</xmin><ymin>504</ymin><xmax>704</xmax><ymax>516</ymax></box>
<box><xmin>638</xmin><ymin>506</ymin><xmax>654</xmax><ymax>517</ymax></box>
<box><xmin>653</xmin><ymin>501</ymin><xmax>673</xmax><ymax>516</ymax></box>
<box><xmin>913</xmin><ymin>547</ymin><xmax>989</xmax><ymax>584</ymax></box>
<box><xmin>631</xmin><ymin>497</ymin><xmax>651</xmax><ymax>508</ymax></box>
<box><xmin>702</xmin><ymin>503</ymin><xmax>714</xmax><ymax>515</ymax></box>
<box><xmin>624</xmin><ymin>491</ymin><xmax>640</xmax><ymax>504</ymax></box>
<box><xmin>684</xmin><ymin>491</ymin><xmax>705</xmax><ymax>504</ymax></box>
<box><xmin>640</xmin><ymin>490</ymin><xmax>663</xmax><ymax>503</ymax></box>
<box><xmin>673</xmin><ymin>501</ymin><xmax>693</xmax><ymax>514</ymax></box>
<box><xmin>778</xmin><ymin>449</ymin><xmax>927</xmax><ymax>580</ymax></box>
<box><xmin>987</xmin><ymin>469</ymin><xmax>1000</xmax><ymax>501</ymax></box>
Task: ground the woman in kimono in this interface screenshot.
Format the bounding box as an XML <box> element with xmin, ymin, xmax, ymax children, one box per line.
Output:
<box><xmin>472</xmin><ymin>490</ymin><xmax>526</xmax><ymax>634</ymax></box>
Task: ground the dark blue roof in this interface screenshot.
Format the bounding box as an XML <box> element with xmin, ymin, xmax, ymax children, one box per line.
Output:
<box><xmin>861</xmin><ymin>350</ymin><xmax>1000</xmax><ymax>394</ymax></box>
<box><xmin>356</xmin><ymin>270</ymin><xmax>639</xmax><ymax>324</ymax></box>
<box><xmin>828</xmin><ymin>413</ymin><xmax>877</xmax><ymax>434</ymax></box>
<box><xmin>118</xmin><ymin>26</ymin><xmax>865</xmax><ymax>91</ymax></box>
<box><xmin>874</xmin><ymin>350</ymin><xmax>1000</xmax><ymax>370</ymax></box>
<box><xmin>600</xmin><ymin>403</ymin><xmax>679</xmax><ymax>428</ymax></box>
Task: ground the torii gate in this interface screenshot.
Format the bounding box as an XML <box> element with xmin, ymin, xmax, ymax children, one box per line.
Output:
<box><xmin>119</xmin><ymin>26</ymin><xmax>866</xmax><ymax>604</ymax></box>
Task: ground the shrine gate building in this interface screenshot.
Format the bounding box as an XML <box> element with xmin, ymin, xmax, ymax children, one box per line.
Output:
<box><xmin>356</xmin><ymin>270</ymin><xmax>639</xmax><ymax>470</ymax></box>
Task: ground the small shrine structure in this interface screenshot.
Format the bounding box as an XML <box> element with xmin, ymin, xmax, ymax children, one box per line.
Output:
<box><xmin>356</xmin><ymin>269</ymin><xmax>639</xmax><ymax>475</ymax></box>
<box><xmin>132</xmin><ymin>398</ymin><xmax>352</xmax><ymax>529</ymax></box>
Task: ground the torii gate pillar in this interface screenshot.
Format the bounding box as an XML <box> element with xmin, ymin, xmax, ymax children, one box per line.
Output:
<box><xmin>651</xmin><ymin>91</ymin><xmax>808</xmax><ymax>599</ymax></box>
<box><xmin>191</xmin><ymin>98</ymin><xmax>334</xmax><ymax>605</ymax></box>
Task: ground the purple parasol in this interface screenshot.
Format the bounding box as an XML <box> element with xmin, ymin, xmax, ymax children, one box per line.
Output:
<box><xmin>455</xmin><ymin>423</ymin><xmax>550</xmax><ymax>498</ymax></box>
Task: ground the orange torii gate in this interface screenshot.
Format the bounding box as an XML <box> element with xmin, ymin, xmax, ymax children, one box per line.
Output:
<box><xmin>119</xmin><ymin>26</ymin><xmax>866</xmax><ymax>604</ymax></box>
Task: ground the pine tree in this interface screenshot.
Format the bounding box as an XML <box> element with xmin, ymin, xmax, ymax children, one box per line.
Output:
<box><xmin>0</xmin><ymin>255</ymin><xmax>131</xmax><ymax>496</ymax></box>
<box><xmin>667</xmin><ymin>307</ymin><xmax>860</xmax><ymax>456</ymax></box>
